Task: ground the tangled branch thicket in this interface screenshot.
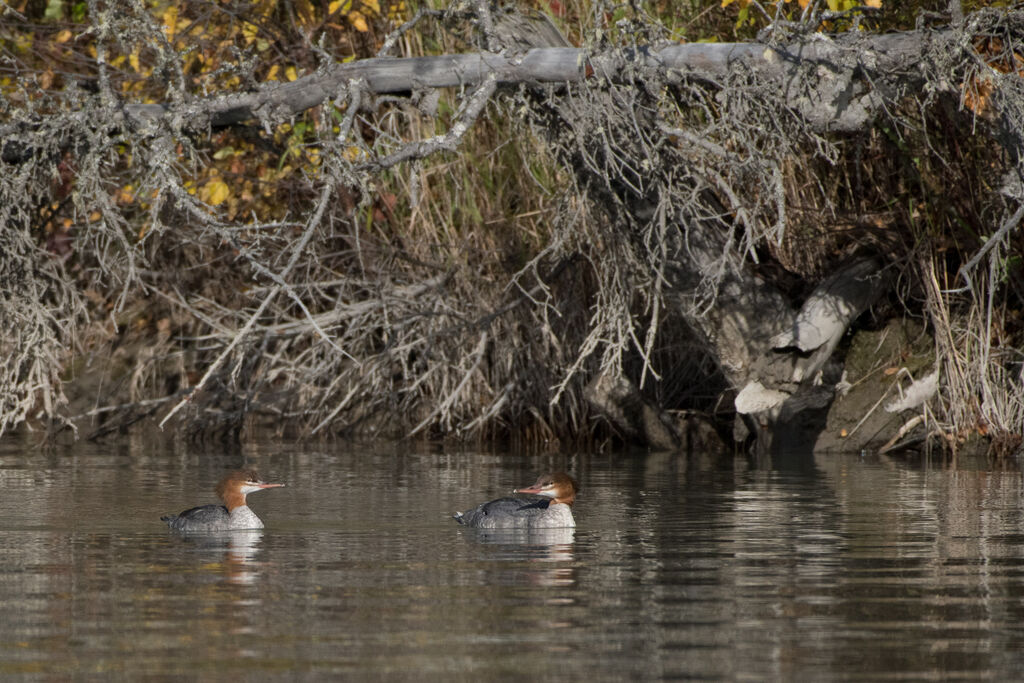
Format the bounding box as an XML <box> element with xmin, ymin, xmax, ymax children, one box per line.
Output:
<box><xmin>0</xmin><ymin>0</ymin><xmax>597</xmax><ymax>442</ymax></box>
<box><xmin>1</xmin><ymin>2</ymin><xmax>1022</xmax><ymax>450</ymax></box>
<box><xmin>514</xmin><ymin>6</ymin><xmax>1024</xmax><ymax>451</ymax></box>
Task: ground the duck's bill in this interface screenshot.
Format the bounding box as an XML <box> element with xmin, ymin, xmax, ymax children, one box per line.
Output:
<box><xmin>514</xmin><ymin>484</ymin><xmax>555</xmax><ymax>497</ymax></box>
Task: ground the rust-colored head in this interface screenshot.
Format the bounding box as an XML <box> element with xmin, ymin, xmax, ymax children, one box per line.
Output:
<box><xmin>215</xmin><ymin>469</ymin><xmax>285</xmax><ymax>511</ymax></box>
<box><xmin>514</xmin><ymin>472</ymin><xmax>579</xmax><ymax>506</ymax></box>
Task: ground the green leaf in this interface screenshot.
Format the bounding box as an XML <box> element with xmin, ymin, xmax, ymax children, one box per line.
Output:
<box><xmin>44</xmin><ymin>0</ymin><xmax>64</xmax><ymax>21</ymax></box>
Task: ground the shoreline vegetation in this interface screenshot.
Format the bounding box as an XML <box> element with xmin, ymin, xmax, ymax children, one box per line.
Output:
<box><xmin>1</xmin><ymin>1</ymin><xmax>1021</xmax><ymax>456</ymax></box>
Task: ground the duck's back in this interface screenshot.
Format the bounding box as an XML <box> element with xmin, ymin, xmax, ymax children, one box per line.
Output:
<box><xmin>161</xmin><ymin>504</ymin><xmax>230</xmax><ymax>532</ymax></box>
<box><xmin>454</xmin><ymin>497</ymin><xmax>575</xmax><ymax>529</ymax></box>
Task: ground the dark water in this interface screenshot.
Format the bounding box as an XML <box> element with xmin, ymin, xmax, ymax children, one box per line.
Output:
<box><xmin>1</xmin><ymin>432</ymin><xmax>1023</xmax><ymax>680</ymax></box>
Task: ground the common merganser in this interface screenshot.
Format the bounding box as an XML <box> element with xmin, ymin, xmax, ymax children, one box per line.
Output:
<box><xmin>161</xmin><ymin>469</ymin><xmax>285</xmax><ymax>532</ymax></box>
<box><xmin>453</xmin><ymin>472</ymin><xmax>578</xmax><ymax>529</ymax></box>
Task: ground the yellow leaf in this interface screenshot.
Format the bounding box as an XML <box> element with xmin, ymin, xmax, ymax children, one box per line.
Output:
<box><xmin>328</xmin><ymin>0</ymin><xmax>350</xmax><ymax>14</ymax></box>
<box><xmin>55</xmin><ymin>29</ymin><xmax>72</xmax><ymax>43</ymax></box>
<box><xmin>267</xmin><ymin>64</ymin><xmax>280</xmax><ymax>81</ymax></box>
<box><xmin>362</xmin><ymin>0</ymin><xmax>380</xmax><ymax>16</ymax></box>
<box><xmin>285</xmin><ymin>66</ymin><xmax>298</xmax><ymax>81</ymax></box>
<box><xmin>206</xmin><ymin>180</ymin><xmax>230</xmax><ymax>206</ymax></box>
<box><xmin>242</xmin><ymin>22</ymin><xmax>259</xmax><ymax>45</ymax></box>
<box><xmin>387</xmin><ymin>2</ymin><xmax>405</xmax><ymax>20</ymax></box>
<box><xmin>162</xmin><ymin>7</ymin><xmax>178</xmax><ymax>40</ymax></box>
<box><xmin>294</xmin><ymin>0</ymin><xmax>314</xmax><ymax>25</ymax></box>
<box><xmin>255</xmin><ymin>0</ymin><xmax>278</xmax><ymax>18</ymax></box>
<box><xmin>129</xmin><ymin>50</ymin><xmax>140</xmax><ymax>72</ymax></box>
<box><xmin>864</xmin><ymin>0</ymin><xmax>881</xmax><ymax>6</ymax></box>
<box><xmin>349</xmin><ymin>11</ymin><xmax>368</xmax><ymax>32</ymax></box>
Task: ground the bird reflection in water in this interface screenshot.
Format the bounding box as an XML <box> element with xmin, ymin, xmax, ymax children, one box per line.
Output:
<box><xmin>463</xmin><ymin>527</ymin><xmax>576</xmax><ymax>588</ymax></box>
<box><xmin>171</xmin><ymin>529</ymin><xmax>266</xmax><ymax>586</ymax></box>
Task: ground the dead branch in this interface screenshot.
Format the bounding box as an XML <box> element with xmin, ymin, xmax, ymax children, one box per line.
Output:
<box><xmin>0</xmin><ymin>27</ymin><xmax>956</xmax><ymax>164</ymax></box>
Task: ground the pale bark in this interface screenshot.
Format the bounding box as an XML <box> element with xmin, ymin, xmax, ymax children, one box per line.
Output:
<box><xmin>1</xmin><ymin>28</ymin><xmax>942</xmax><ymax>163</ymax></box>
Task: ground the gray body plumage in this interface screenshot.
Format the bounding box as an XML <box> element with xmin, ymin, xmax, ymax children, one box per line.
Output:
<box><xmin>161</xmin><ymin>504</ymin><xmax>264</xmax><ymax>532</ymax></box>
<box><xmin>454</xmin><ymin>496</ymin><xmax>575</xmax><ymax>529</ymax></box>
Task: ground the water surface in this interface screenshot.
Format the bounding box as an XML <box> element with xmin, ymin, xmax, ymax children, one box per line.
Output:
<box><xmin>1</xmin><ymin>433</ymin><xmax>1022</xmax><ymax>679</ymax></box>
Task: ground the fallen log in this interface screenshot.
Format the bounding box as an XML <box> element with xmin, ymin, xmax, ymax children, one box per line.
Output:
<box><xmin>0</xmin><ymin>25</ymin><xmax>958</xmax><ymax>163</ymax></box>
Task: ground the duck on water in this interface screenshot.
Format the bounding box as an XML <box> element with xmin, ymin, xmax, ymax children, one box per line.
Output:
<box><xmin>162</xmin><ymin>469</ymin><xmax>285</xmax><ymax>532</ymax></box>
<box><xmin>453</xmin><ymin>472</ymin><xmax>579</xmax><ymax>529</ymax></box>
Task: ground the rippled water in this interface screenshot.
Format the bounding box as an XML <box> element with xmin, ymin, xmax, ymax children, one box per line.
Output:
<box><xmin>1</xmin><ymin>432</ymin><xmax>1023</xmax><ymax>680</ymax></box>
